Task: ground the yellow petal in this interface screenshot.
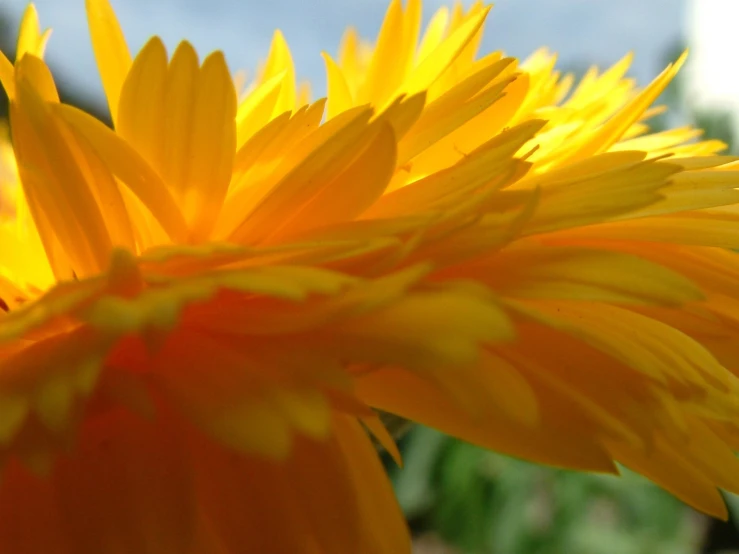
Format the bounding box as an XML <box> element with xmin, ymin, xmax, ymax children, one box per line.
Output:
<box><xmin>331</xmin><ymin>291</ymin><xmax>513</xmax><ymax>370</ymax></box>
<box><xmin>607</xmin><ymin>436</ymin><xmax>728</xmax><ymax>519</ymax></box>
<box><xmin>15</xmin><ymin>54</ymin><xmax>58</xmax><ymax>103</ymax></box>
<box><xmin>260</xmin><ymin>30</ymin><xmax>297</xmax><ymax>115</ymax></box>
<box><xmin>54</xmin><ymin>103</ymin><xmax>189</xmax><ymax>244</ymax></box>
<box><xmin>117</xmin><ymin>36</ymin><xmax>168</xmax><ymax>176</ymax></box>
<box><xmin>370</xmin><ymin>121</ymin><xmax>539</xmax><ymax>217</ymax></box>
<box><xmin>565</xmin><ymin>52</ymin><xmax>687</xmax><ymax>163</ymax></box>
<box><xmin>86</xmin><ymin>0</ymin><xmax>133</xmax><ymax>125</ymax></box>
<box><xmin>270</xmin><ymin>387</ymin><xmax>332</xmax><ymax>440</ymax></box>
<box><xmin>361</xmin><ymin>414</ymin><xmax>403</xmax><ymax>466</ymax></box>
<box><xmin>510</xmin><ymin>299</ymin><xmax>732</xmax><ymax>393</ymax></box>
<box><xmin>486</xmin><ymin>245</ymin><xmax>704</xmax><ymax>306</ymax></box>
<box><xmin>334</xmin><ymin>415</ymin><xmax>412</xmax><ymax>554</ymax></box>
<box><xmin>356</xmin><ymin>0</ymin><xmax>405</xmax><ymax>106</ymax></box>
<box><xmin>322</xmin><ymin>52</ymin><xmax>354</xmax><ymax>119</ymax></box>
<box><xmin>174</xmin><ymin>49</ymin><xmax>237</xmax><ymax>239</ymax></box>
<box><xmin>523</xmin><ymin>157</ymin><xmax>677</xmax><ymax>235</ymax></box>
<box><xmin>0</xmin><ymin>51</ymin><xmax>14</xmax><ymax>100</ymax></box>
<box><xmin>630</xmin><ymin>169</ymin><xmax>739</xmax><ymax>218</ymax></box>
<box><xmin>16</xmin><ymin>5</ymin><xmax>43</xmax><ymax>60</ymax></box>
<box><xmin>416</xmin><ymin>6</ymin><xmax>449</xmax><ymax>63</ymax></box>
<box><xmin>117</xmin><ymin>40</ymin><xmax>238</xmax><ymax>238</ymax></box>
<box><xmin>228</xmin><ymin>109</ymin><xmax>378</xmax><ymax>243</ymax></box>
<box><xmin>55</xmin><ymin>112</ymin><xmax>136</xmax><ymax>252</ymax></box>
<box><xmin>357</xmin><ymin>365</ymin><xmax>618</xmax><ymax>472</ymax></box>
<box><xmin>556</xmin><ymin>209</ymin><xmax>739</xmax><ymax>249</ymax></box>
<box><xmin>268</xmin><ymin>122</ymin><xmax>397</xmax><ymax>242</ymax></box>
<box><xmin>402</xmin><ymin>5</ymin><xmax>490</xmax><ymax>97</ymax></box>
<box><xmin>11</xmin><ymin>76</ymin><xmax>111</xmax><ymax>278</ymax></box>
<box><xmin>235</xmin><ymin>70</ymin><xmax>286</xmax><ymax>146</ymax></box>
<box><xmin>398</xmin><ymin>67</ymin><xmax>516</xmax><ymax>166</ymax></box>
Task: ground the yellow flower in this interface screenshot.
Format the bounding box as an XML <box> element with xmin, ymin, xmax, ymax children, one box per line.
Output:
<box><xmin>1</xmin><ymin>0</ymin><xmax>739</xmax><ymax>552</ymax></box>
<box><xmin>318</xmin><ymin>0</ymin><xmax>739</xmax><ymax>518</ymax></box>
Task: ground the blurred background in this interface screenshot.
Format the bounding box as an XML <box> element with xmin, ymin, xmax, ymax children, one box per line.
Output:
<box><xmin>1</xmin><ymin>0</ymin><xmax>738</xmax><ymax>552</ymax></box>
<box><xmin>0</xmin><ymin>0</ymin><xmax>685</xmax><ymax>106</ymax></box>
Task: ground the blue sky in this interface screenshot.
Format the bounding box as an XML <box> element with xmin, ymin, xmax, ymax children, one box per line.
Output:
<box><xmin>2</xmin><ymin>0</ymin><xmax>684</xmax><ymax>105</ymax></box>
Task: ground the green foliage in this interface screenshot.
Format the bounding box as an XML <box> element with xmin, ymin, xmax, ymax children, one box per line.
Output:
<box><xmin>392</xmin><ymin>428</ymin><xmax>704</xmax><ymax>554</ymax></box>
<box><xmin>694</xmin><ymin>110</ymin><xmax>735</xmax><ymax>152</ymax></box>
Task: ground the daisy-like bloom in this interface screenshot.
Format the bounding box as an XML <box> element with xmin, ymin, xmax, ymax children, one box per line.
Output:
<box><xmin>2</xmin><ymin>0</ymin><xmax>739</xmax><ymax>552</ymax></box>
<box><xmin>322</xmin><ymin>0</ymin><xmax>739</xmax><ymax>519</ymax></box>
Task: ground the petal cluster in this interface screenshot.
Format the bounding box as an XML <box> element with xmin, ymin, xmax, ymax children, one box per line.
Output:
<box><xmin>1</xmin><ymin>0</ymin><xmax>739</xmax><ymax>552</ymax></box>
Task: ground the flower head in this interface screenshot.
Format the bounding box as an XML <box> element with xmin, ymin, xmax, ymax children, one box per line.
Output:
<box><xmin>2</xmin><ymin>0</ymin><xmax>739</xmax><ymax>552</ymax></box>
